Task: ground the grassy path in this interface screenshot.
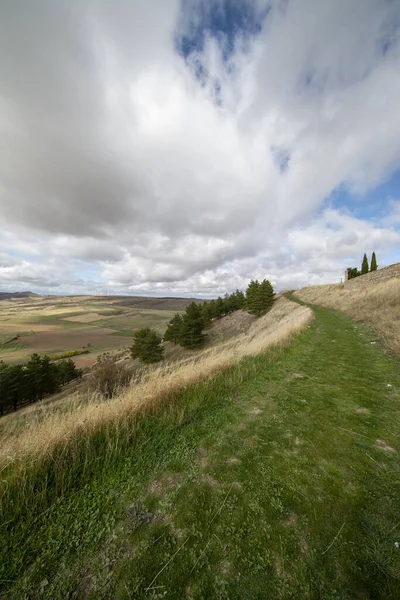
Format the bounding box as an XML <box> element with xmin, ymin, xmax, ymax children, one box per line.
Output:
<box><xmin>2</xmin><ymin>300</ymin><xmax>400</xmax><ymax>598</ymax></box>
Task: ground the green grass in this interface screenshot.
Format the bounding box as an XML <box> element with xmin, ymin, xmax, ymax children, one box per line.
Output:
<box><xmin>1</xmin><ymin>301</ymin><xmax>400</xmax><ymax>598</ymax></box>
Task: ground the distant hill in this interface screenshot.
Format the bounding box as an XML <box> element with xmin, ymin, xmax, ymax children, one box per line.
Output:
<box><xmin>0</xmin><ymin>291</ymin><xmax>40</xmax><ymax>300</ymax></box>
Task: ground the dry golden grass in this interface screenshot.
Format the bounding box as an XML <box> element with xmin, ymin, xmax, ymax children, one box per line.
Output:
<box><xmin>295</xmin><ymin>277</ymin><xmax>400</xmax><ymax>355</ymax></box>
<box><xmin>0</xmin><ymin>297</ymin><xmax>313</xmax><ymax>471</ymax></box>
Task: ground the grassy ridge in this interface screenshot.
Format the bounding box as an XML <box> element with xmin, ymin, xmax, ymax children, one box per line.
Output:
<box><xmin>1</xmin><ymin>300</ymin><xmax>400</xmax><ymax>598</ymax></box>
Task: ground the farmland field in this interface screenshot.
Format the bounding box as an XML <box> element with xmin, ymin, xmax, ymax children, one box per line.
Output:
<box><xmin>0</xmin><ymin>294</ymin><xmax>197</xmax><ymax>367</ymax></box>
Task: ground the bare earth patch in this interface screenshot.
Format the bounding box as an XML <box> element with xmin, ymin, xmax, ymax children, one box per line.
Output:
<box><xmin>288</xmin><ymin>372</ymin><xmax>307</xmax><ymax>379</ymax></box>
<box><xmin>203</xmin><ymin>475</ymin><xmax>221</xmax><ymax>487</ymax></box>
<box><xmin>220</xmin><ymin>560</ymin><xmax>232</xmax><ymax>577</ymax></box>
<box><xmin>284</xmin><ymin>513</ymin><xmax>297</xmax><ymax>527</ymax></box>
<box><xmin>149</xmin><ymin>473</ymin><xmax>182</xmax><ymax>495</ymax></box>
<box><xmin>247</xmin><ymin>407</ymin><xmax>263</xmax><ymax>415</ymax></box>
<box><xmin>300</xmin><ymin>537</ymin><xmax>308</xmax><ymax>554</ymax></box>
<box><xmin>375</xmin><ymin>439</ymin><xmax>396</xmax><ymax>453</ymax></box>
<box><xmin>198</xmin><ymin>447</ymin><xmax>209</xmax><ymax>469</ymax></box>
<box><xmin>356</xmin><ymin>408</ymin><xmax>370</xmax><ymax>415</ymax></box>
<box><xmin>226</xmin><ymin>457</ymin><xmax>241</xmax><ymax>464</ymax></box>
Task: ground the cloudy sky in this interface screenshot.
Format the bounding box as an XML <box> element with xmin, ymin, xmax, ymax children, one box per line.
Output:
<box><xmin>1</xmin><ymin>0</ymin><xmax>400</xmax><ymax>297</ymax></box>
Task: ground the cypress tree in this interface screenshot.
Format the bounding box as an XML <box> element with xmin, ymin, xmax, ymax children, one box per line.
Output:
<box><xmin>370</xmin><ymin>251</ymin><xmax>377</xmax><ymax>271</ymax></box>
<box><xmin>131</xmin><ymin>328</ymin><xmax>164</xmax><ymax>364</ymax></box>
<box><xmin>164</xmin><ymin>313</ymin><xmax>183</xmax><ymax>344</ymax></box>
<box><xmin>361</xmin><ymin>253</ymin><xmax>369</xmax><ymax>275</ymax></box>
<box><xmin>179</xmin><ymin>302</ymin><xmax>205</xmax><ymax>348</ymax></box>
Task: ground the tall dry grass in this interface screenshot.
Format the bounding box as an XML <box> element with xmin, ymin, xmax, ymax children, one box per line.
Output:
<box><xmin>295</xmin><ymin>277</ymin><xmax>400</xmax><ymax>355</ymax></box>
<box><xmin>0</xmin><ymin>297</ymin><xmax>312</xmax><ymax>474</ymax></box>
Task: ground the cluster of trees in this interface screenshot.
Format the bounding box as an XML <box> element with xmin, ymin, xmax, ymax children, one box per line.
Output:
<box><xmin>200</xmin><ymin>290</ymin><xmax>246</xmax><ymax>324</ymax></box>
<box><xmin>245</xmin><ymin>279</ymin><xmax>275</xmax><ymax>317</ymax></box>
<box><xmin>130</xmin><ymin>279</ymin><xmax>275</xmax><ymax>364</ymax></box>
<box><xmin>347</xmin><ymin>252</ymin><xmax>378</xmax><ymax>280</ymax></box>
<box><xmin>0</xmin><ymin>355</ymin><xmax>82</xmax><ymax>415</ymax></box>
<box><xmin>165</xmin><ymin>302</ymin><xmax>206</xmax><ymax>349</ymax></box>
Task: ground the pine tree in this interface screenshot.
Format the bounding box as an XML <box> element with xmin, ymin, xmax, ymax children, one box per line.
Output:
<box><xmin>207</xmin><ymin>299</ymin><xmax>217</xmax><ymax>320</ymax></box>
<box><xmin>215</xmin><ymin>297</ymin><xmax>225</xmax><ymax>319</ymax></box>
<box><xmin>361</xmin><ymin>253</ymin><xmax>369</xmax><ymax>275</ymax></box>
<box><xmin>164</xmin><ymin>313</ymin><xmax>183</xmax><ymax>344</ymax></box>
<box><xmin>370</xmin><ymin>251</ymin><xmax>377</xmax><ymax>271</ymax></box>
<box><xmin>259</xmin><ymin>279</ymin><xmax>275</xmax><ymax>312</ymax></box>
<box><xmin>26</xmin><ymin>353</ymin><xmax>44</xmax><ymax>402</ymax></box>
<box><xmin>234</xmin><ymin>289</ymin><xmax>246</xmax><ymax>310</ymax></box>
<box><xmin>131</xmin><ymin>328</ymin><xmax>164</xmax><ymax>364</ymax></box>
<box><xmin>245</xmin><ymin>280</ymin><xmax>263</xmax><ymax>316</ymax></box>
<box><xmin>223</xmin><ymin>293</ymin><xmax>233</xmax><ymax>315</ymax></box>
<box><xmin>201</xmin><ymin>302</ymin><xmax>212</xmax><ymax>328</ymax></box>
<box><xmin>56</xmin><ymin>359</ymin><xmax>82</xmax><ymax>386</ymax></box>
<box><xmin>179</xmin><ymin>302</ymin><xmax>205</xmax><ymax>348</ymax></box>
<box><xmin>40</xmin><ymin>355</ymin><xmax>60</xmax><ymax>397</ymax></box>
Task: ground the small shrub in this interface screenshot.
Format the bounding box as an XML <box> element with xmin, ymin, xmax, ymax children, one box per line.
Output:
<box><xmin>86</xmin><ymin>353</ymin><xmax>137</xmax><ymax>399</ymax></box>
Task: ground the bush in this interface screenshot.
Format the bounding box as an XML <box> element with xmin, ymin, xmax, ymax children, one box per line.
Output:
<box><xmin>86</xmin><ymin>353</ymin><xmax>136</xmax><ymax>399</ymax></box>
<box><xmin>50</xmin><ymin>349</ymin><xmax>90</xmax><ymax>361</ymax></box>
<box><xmin>347</xmin><ymin>267</ymin><xmax>361</xmax><ymax>280</ymax></box>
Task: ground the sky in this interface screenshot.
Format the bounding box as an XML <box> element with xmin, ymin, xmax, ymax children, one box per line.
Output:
<box><xmin>0</xmin><ymin>0</ymin><xmax>400</xmax><ymax>297</ymax></box>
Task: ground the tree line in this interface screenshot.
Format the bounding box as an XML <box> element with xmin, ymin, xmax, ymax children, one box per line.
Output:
<box><xmin>0</xmin><ymin>355</ymin><xmax>82</xmax><ymax>415</ymax></box>
<box><xmin>131</xmin><ymin>279</ymin><xmax>275</xmax><ymax>363</ymax></box>
<box><xmin>347</xmin><ymin>252</ymin><xmax>377</xmax><ymax>280</ymax></box>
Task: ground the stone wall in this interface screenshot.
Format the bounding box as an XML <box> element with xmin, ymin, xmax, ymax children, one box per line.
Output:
<box><xmin>344</xmin><ymin>262</ymin><xmax>400</xmax><ymax>289</ymax></box>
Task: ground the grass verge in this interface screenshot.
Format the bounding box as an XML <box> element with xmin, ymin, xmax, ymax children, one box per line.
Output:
<box><xmin>295</xmin><ymin>277</ymin><xmax>400</xmax><ymax>356</ymax></box>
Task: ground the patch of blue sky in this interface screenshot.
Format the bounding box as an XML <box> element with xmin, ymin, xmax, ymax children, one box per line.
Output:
<box><xmin>271</xmin><ymin>145</ymin><xmax>290</xmax><ymax>173</ymax></box>
<box><xmin>176</xmin><ymin>0</ymin><xmax>269</xmax><ymax>62</ymax></box>
<box><xmin>322</xmin><ymin>167</ymin><xmax>400</xmax><ymax>226</ymax></box>
<box><xmin>74</xmin><ymin>266</ymin><xmax>102</xmax><ymax>283</ymax></box>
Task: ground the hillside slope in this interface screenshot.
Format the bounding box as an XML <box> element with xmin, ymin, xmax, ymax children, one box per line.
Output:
<box><xmin>0</xmin><ymin>297</ymin><xmax>311</xmax><ymax>467</ymax></box>
<box><xmin>1</xmin><ymin>297</ymin><xmax>400</xmax><ymax>598</ymax></box>
<box><xmin>295</xmin><ymin>277</ymin><xmax>400</xmax><ymax>356</ymax></box>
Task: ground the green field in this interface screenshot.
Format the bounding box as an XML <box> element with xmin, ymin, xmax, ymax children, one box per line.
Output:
<box><xmin>0</xmin><ymin>294</ymin><xmax>195</xmax><ymax>367</ymax></box>
<box><xmin>1</xmin><ymin>296</ymin><xmax>399</xmax><ymax>598</ymax></box>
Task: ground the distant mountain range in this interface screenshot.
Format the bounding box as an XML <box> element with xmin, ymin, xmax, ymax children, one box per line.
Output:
<box><xmin>0</xmin><ymin>291</ymin><xmax>40</xmax><ymax>300</ymax></box>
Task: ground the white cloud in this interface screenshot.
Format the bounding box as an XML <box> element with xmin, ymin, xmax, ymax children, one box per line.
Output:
<box><xmin>382</xmin><ymin>199</ymin><xmax>400</xmax><ymax>227</ymax></box>
<box><xmin>0</xmin><ymin>0</ymin><xmax>399</xmax><ymax>295</ymax></box>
